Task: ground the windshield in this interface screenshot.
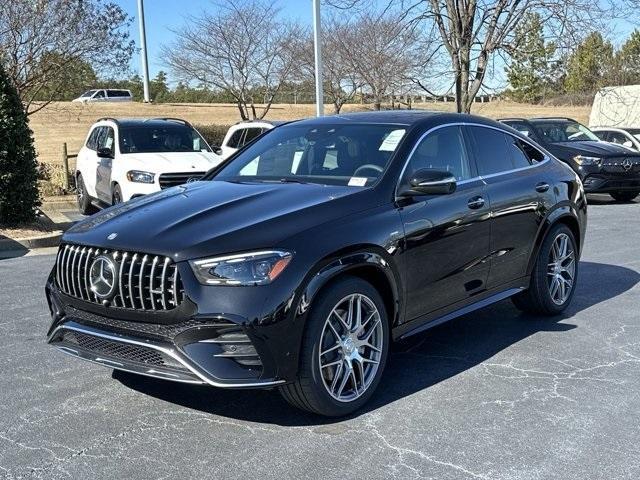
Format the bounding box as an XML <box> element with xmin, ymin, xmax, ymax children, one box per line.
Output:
<box><xmin>118</xmin><ymin>124</ymin><xmax>212</xmax><ymax>154</ymax></box>
<box><xmin>213</xmin><ymin>124</ymin><xmax>407</xmax><ymax>187</ymax></box>
<box><xmin>533</xmin><ymin>121</ymin><xmax>600</xmax><ymax>143</ymax></box>
<box><xmin>81</xmin><ymin>90</ymin><xmax>97</xmax><ymax>98</ymax></box>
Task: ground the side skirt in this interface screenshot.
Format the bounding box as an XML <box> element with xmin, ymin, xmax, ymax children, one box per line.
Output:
<box><xmin>395</xmin><ymin>281</ymin><xmax>528</xmax><ymax>341</ymax></box>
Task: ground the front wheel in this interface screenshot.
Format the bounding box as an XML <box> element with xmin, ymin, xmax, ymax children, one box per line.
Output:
<box><xmin>279</xmin><ymin>276</ymin><xmax>389</xmax><ymax>416</ymax></box>
<box><xmin>512</xmin><ymin>224</ymin><xmax>578</xmax><ymax>315</ymax></box>
<box><xmin>610</xmin><ymin>190</ymin><xmax>639</xmax><ymax>202</ymax></box>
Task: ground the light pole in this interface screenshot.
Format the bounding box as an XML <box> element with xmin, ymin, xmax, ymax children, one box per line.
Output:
<box><xmin>137</xmin><ymin>0</ymin><xmax>151</xmax><ymax>103</ymax></box>
<box><xmin>312</xmin><ymin>0</ymin><xmax>324</xmax><ymax>116</ymax></box>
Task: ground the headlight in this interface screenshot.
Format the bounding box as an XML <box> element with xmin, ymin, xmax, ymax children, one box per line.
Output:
<box><xmin>573</xmin><ymin>155</ymin><xmax>601</xmax><ymax>167</ymax></box>
<box><xmin>126</xmin><ymin>170</ymin><xmax>155</xmax><ymax>183</ymax></box>
<box><xmin>190</xmin><ymin>250</ymin><xmax>293</xmax><ymax>286</ymax></box>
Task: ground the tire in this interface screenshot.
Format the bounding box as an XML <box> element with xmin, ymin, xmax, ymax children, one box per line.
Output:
<box><xmin>112</xmin><ymin>184</ymin><xmax>123</xmax><ymax>205</ymax></box>
<box><xmin>76</xmin><ymin>174</ymin><xmax>98</xmax><ymax>215</ymax></box>
<box><xmin>610</xmin><ymin>190</ymin><xmax>639</xmax><ymax>202</ymax></box>
<box><xmin>512</xmin><ymin>224</ymin><xmax>578</xmax><ymax>316</ymax></box>
<box><xmin>279</xmin><ymin>276</ymin><xmax>390</xmax><ymax>416</ymax></box>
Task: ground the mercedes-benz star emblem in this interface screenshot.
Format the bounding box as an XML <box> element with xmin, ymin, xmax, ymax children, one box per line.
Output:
<box><xmin>622</xmin><ymin>158</ymin><xmax>633</xmax><ymax>171</ymax></box>
<box><xmin>89</xmin><ymin>255</ymin><xmax>117</xmax><ymax>299</ymax></box>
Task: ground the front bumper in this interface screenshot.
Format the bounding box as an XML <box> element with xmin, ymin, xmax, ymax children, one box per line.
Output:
<box><xmin>577</xmin><ymin>164</ymin><xmax>640</xmax><ymax>193</ymax></box>
<box><xmin>45</xmin><ymin>279</ymin><xmax>288</xmax><ymax>389</ymax></box>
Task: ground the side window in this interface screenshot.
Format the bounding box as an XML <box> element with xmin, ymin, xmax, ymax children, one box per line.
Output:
<box><xmin>86</xmin><ymin>127</ymin><xmax>101</xmax><ymax>150</ymax></box>
<box><xmin>593</xmin><ymin>130</ymin><xmax>609</xmax><ymax>142</ymax></box>
<box><xmin>608</xmin><ymin>131</ymin><xmax>629</xmax><ymax>145</ymax></box>
<box><xmin>504</xmin><ymin>134</ymin><xmax>541</xmax><ymax>168</ymax></box>
<box><xmin>226</xmin><ymin>128</ymin><xmax>246</xmax><ymax>149</ymax></box>
<box><xmin>100</xmin><ymin>127</ymin><xmax>115</xmax><ymax>150</ymax></box>
<box><xmin>94</xmin><ymin>127</ymin><xmax>107</xmax><ymax>150</ymax></box>
<box><xmin>505</xmin><ymin>121</ymin><xmax>533</xmax><ymax>138</ymax></box>
<box><xmin>403</xmin><ymin>126</ymin><xmax>472</xmax><ymax>182</ymax></box>
<box><xmin>467</xmin><ymin>126</ymin><xmax>514</xmax><ymax>175</ymax></box>
<box><xmin>94</xmin><ymin>90</ymin><xmax>105</xmax><ymax>99</ymax></box>
<box><xmin>242</xmin><ymin>127</ymin><xmax>263</xmax><ymax>146</ymax></box>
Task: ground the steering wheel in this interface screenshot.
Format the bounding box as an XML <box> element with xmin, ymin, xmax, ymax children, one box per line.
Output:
<box><xmin>353</xmin><ymin>164</ymin><xmax>384</xmax><ymax>177</ymax></box>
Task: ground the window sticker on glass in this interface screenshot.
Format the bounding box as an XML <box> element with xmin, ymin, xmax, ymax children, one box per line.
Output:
<box><xmin>379</xmin><ymin>129</ymin><xmax>406</xmax><ymax>152</ymax></box>
<box><xmin>348</xmin><ymin>177</ymin><xmax>368</xmax><ymax>187</ymax></box>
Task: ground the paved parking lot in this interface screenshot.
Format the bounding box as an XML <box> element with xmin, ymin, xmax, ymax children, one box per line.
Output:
<box><xmin>1</xmin><ymin>195</ymin><xmax>639</xmax><ymax>480</ymax></box>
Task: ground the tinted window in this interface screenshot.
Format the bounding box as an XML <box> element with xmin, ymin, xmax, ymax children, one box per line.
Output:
<box><xmin>107</xmin><ymin>90</ymin><xmax>130</xmax><ymax>98</ymax></box>
<box><xmin>99</xmin><ymin>127</ymin><xmax>115</xmax><ymax>150</ymax></box>
<box><xmin>86</xmin><ymin>127</ymin><xmax>101</xmax><ymax>150</ymax></box>
<box><xmin>118</xmin><ymin>124</ymin><xmax>211</xmax><ymax>154</ymax></box>
<box><xmin>242</xmin><ymin>128</ymin><xmax>264</xmax><ymax>146</ymax></box>
<box><xmin>607</xmin><ymin>131</ymin><xmax>630</xmax><ymax>145</ymax></box>
<box><xmin>505</xmin><ymin>121</ymin><xmax>534</xmax><ymax>138</ymax></box>
<box><xmin>404</xmin><ymin>126</ymin><xmax>472</xmax><ymax>181</ymax></box>
<box><xmin>215</xmin><ymin>124</ymin><xmax>406</xmax><ymax>187</ymax></box>
<box><xmin>532</xmin><ymin>120</ymin><xmax>599</xmax><ymax>142</ymax></box>
<box><xmin>504</xmin><ymin>135</ymin><xmax>537</xmax><ymax>168</ymax></box>
<box><xmin>226</xmin><ymin>129</ymin><xmax>246</xmax><ymax>149</ymax></box>
<box><xmin>593</xmin><ymin>130</ymin><xmax>609</xmax><ymax>141</ymax></box>
<box><xmin>467</xmin><ymin>126</ymin><xmax>515</xmax><ymax>175</ymax></box>
<box><xmin>94</xmin><ymin>90</ymin><xmax>105</xmax><ymax>98</ymax></box>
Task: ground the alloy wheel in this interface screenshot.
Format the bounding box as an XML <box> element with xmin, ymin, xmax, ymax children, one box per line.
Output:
<box><xmin>318</xmin><ymin>293</ymin><xmax>383</xmax><ymax>402</ymax></box>
<box><xmin>547</xmin><ymin>233</ymin><xmax>576</xmax><ymax>305</ymax></box>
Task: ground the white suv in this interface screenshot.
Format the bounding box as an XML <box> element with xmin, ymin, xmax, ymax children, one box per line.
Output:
<box><xmin>72</xmin><ymin>89</ymin><xmax>133</xmax><ymax>103</ymax></box>
<box><xmin>218</xmin><ymin>120</ymin><xmax>281</xmax><ymax>158</ymax></box>
<box><xmin>75</xmin><ymin>118</ymin><xmax>223</xmax><ymax>214</ymax></box>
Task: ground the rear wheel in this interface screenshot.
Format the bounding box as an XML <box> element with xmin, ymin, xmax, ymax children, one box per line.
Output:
<box><xmin>610</xmin><ymin>190</ymin><xmax>639</xmax><ymax>202</ymax></box>
<box><xmin>76</xmin><ymin>174</ymin><xmax>97</xmax><ymax>215</ymax></box>
<box><xmin>279</xmin><ymin>276</ymin><xmax>389</xmax><ymax>416</ymax></box>
<box><xmin>512</xmin><ymin>224</ymin><xmax>578</xmax><ymax>315</ymax></box>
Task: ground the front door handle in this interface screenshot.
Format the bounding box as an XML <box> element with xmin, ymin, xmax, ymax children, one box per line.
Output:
<box><xmin>467</xmin><ymin>196</ymin><xmax>485</xmax><ymax>209</ymax></box>
<box><xmin>535</xmin><ymin>182</ymin><xmax>550</xmax><ymax>193</ymax></box>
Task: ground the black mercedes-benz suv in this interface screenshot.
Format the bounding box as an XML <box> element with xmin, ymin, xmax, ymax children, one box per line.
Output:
<box><xmin>46</xmin><ymin>111</ymin><xmax>587</xmax><ymax>416</ymax></box>
<box><xmin>499</xmin><ymin>117</ymin><xmax>640</xmax><ymax>202</ymax></box>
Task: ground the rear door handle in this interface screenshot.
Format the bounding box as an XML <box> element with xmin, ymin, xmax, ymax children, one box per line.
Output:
<box><xmin>535</xmin><ymin>182</ymin><xmax>550</xmax><ymax>193</ymax></box>
<box><xmin>467</xmin><ymin>196</ymin><xmax>485</xmax><ymax>209</ymax></box>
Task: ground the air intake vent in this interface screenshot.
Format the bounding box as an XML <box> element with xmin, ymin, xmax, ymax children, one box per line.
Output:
<box><xmin>55</xmin><ymin>244</ymin><xmax>184</xmax><ymax>310</ymax></box>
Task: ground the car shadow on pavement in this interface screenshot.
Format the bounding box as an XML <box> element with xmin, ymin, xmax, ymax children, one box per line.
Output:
<box><xmin>114</xmin><ymin>260</ymin><xmax>639</xmax><ymax>426</ymax></box>
<box><xmin>587</xmin><ymin>194</ymin><xmax>638</xmax><ymax>205</ymax></box>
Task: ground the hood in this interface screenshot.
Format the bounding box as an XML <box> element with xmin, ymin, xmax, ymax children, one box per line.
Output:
<box><xmin>547</xmin><ymin>140</ymin><xmax>640</xmax><ymax>160</ymax></box>
<box><xmin>64</xmin><ymin>180</ymin><xmax>374</xmax><ymax>260</ymax></box>
<box><xmin>120</xmin><ymin>151</ymin><xmax>223</xmax><ymax>174</ymax></box>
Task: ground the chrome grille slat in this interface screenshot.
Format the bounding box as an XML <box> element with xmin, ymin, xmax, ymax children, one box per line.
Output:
<box><xmin>54</xmin><ymin>244</ymin><xmax>183</xmax><ymax>312</ymax></box>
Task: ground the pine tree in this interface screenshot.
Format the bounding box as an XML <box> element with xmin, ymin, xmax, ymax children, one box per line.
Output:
<box><xmin>616</xmin><ymin>30</ymin><xmax>640</xmax><ymax>85</ymax></box>
<box><xmin>506</xmin><ymin>13</ymin><xmax>556</xmax><ymax>103</ymax></box>
<box><xmin>0</xmin><ymin>63</ymin><xmax>40</xmax><ymax>225</ymax></box>
<box><xmin>565</xmin><ymin>32</ymin><xmax>614</xmax><ymax>94</ymax></box>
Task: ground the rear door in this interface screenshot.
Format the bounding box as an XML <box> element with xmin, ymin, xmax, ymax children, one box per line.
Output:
<box><xmin>398</xmin><ymin>125</ymin><xmax>492</xmax><ymax>319</ymax></box>
<box><xmin>466</xmin><ymin>125</ymin><xmax>553</xmax><ymax>288</ymax></box>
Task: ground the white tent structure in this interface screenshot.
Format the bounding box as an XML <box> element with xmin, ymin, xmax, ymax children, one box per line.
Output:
<box><xmin>589</xmin><ymin>85</ymin><xmax>640</xmax><ymax>128</ymax></box>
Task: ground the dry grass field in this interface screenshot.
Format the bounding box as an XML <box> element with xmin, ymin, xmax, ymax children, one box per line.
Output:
<box><xmin>29</xmin><ymin>101</ymin><xmax>591</xmax><ymax>168</ymax></box>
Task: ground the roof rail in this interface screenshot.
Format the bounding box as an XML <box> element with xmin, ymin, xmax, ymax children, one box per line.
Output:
<box><xmin>529</xmin><ymin>116</ymin><xmax>578</xmax><ymax>121</ymax></box>
<box><xmin>148</xmin><ymin>117</ymin><xmax>192</xmax><ymax>126</ymax></box>
<box><xmin>497</xmin><ymin>117</ymin><xmax>527</xmax><ymax>121</ymax></box>
<box><xmin>96</xmin><ymin>117</ymin><xmax>120</xmax><ymax>125</ymax></box>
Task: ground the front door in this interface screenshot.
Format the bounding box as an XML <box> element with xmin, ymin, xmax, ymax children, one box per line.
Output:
<box><xmin>95</xmin><ymin>126</ymin><xmax>115</xmax><ymax>203</ymax></box>
<box><xmin>397</xmin><ymin>125</ymin><xmax>492</xmax><ymax>320</ymax></box>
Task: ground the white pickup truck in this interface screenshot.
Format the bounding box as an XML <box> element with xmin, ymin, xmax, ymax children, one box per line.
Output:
<box><xmin>75</xmin><ymin>117</ymin><xmax>223</xmax><ymax>214</ymax></box>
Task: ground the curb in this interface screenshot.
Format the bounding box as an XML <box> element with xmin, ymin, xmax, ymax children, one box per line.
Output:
<box><xmin>0</xmin><ymin>231</ymin><xmax>63</xmax><ymax>251</ymax></box>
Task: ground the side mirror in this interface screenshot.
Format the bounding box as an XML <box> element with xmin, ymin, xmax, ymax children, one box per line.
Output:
<box><xmin>623</xmin><ymin>140</ymin><xmax>634</xmax><ymax>148</ymax></box>
<box><xmin>213</xmin><ymin>146</ymin><xmax>223</xmax><ymax>156</ymax></box>
<box><xmin>401</xmin><ymin>169</ymin><xmax>457</xmax><ymax>196</ymax></box>
<box><xmin>97</xmin><ymin>147</ymin><xmax>113</xmax><ymax>159</ymax></box>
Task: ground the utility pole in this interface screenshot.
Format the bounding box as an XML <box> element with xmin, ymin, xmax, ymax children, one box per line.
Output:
<box><xmin>312</xmin><ymin>0</ymin><xmax>324</xmax><ymax>116</ymax></box>
<box><xmin>137</xmin><ymin>0</ymin><xmax>151</xmax><ymax>103</ymax></box>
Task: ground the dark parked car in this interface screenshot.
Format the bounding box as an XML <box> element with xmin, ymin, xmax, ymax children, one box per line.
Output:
<box><xmin>499</xmin><ymin>117</ymin><xmax>640</xmax><ymax>202</ymax></box>
<box><xmin>46</xmin><ymin>111</ymin><xmax>587</xmax><ymax>416</ymax></box>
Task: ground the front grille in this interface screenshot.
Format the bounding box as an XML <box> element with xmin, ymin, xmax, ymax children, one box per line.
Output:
<box><xmin>159</xmin><ymin>172</ymin><xmax>205</xmax><ymax>189</ymax></box>
<box><xmin>55</xmin><ymin>244</ymin><xmax>184</xmax><ymax>311</ymax></box>
<box><xmin>61</xmin><ymin>330</ymin><xmax>174</xmax><ymax>367</ymax></box>
<box><xmin>601</xmin><ymin>157</ymin><xmax>640</xmax><ymax>174</ymax></box>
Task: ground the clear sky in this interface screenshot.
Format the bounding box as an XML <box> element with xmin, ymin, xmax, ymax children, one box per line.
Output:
<box><xmin>114</xmin><ymin>0</ymin><xmax>637</xmax><ymax>87</ymax></box>
<box><xmin>114</xmin><ymin>0</ymin><xmax>313</xmax><ymax>82</ymax></box>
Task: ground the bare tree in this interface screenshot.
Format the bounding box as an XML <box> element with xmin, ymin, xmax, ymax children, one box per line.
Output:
<box><xmin>329</xmin><ymin>0</ymin><xmax>607</xmax><ymax>113</ymax></box>
<box><xmin>340</xmin><ymin>12</ymin><xmax>425</xmax><ymax>110</ymax></box>
<box><xmin>0</xmin><ymin>0</ymin><xmax>134</xmax><ymax>115</ymax></box>
<box><xmin>291</xmin><ymin>17</ymin><xmax>364</xmax><ymax>114</ymax></box>
<box><xmin>163</xmin><ymin>0</ymin><xmax>298</xmax><ymax>120</ymax></box>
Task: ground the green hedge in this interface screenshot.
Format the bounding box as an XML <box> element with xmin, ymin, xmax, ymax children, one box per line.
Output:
<box><xmin>193</xmin><ymin>124</ymin><xmax>232</xmax><ymax>148</ymax></box>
